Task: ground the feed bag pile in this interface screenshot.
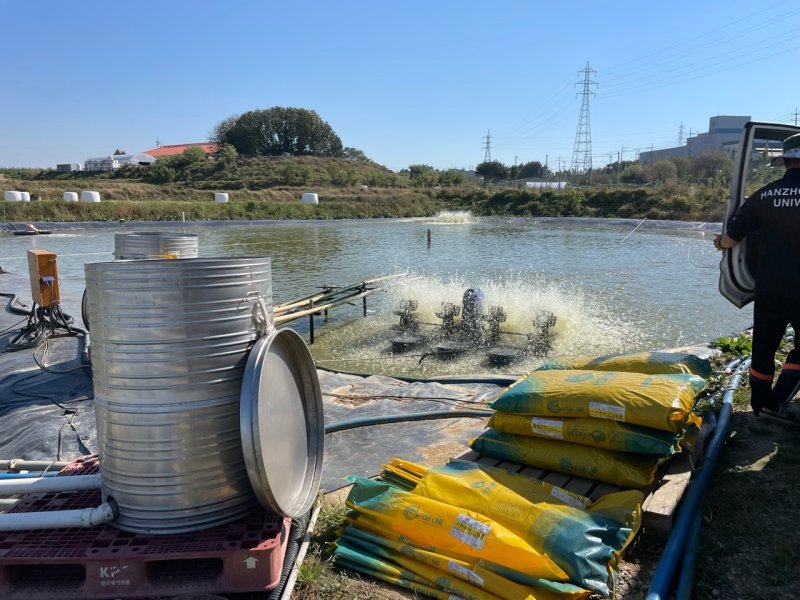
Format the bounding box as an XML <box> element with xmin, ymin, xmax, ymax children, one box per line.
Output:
<box><xmin>470</xmin><ymin>352</ymin><xmax>711</xmax><ymax>488</ymax></box>
<box><xmin>335</xmin><ymin>458</ymin><xmax>643</xmax><ymax>599</ymax></box>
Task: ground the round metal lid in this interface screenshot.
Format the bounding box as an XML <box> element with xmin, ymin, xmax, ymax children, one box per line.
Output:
<box><xmin>240</xmin><ymin>329</ymin><xmax>324</xmax><ymax>518</ymax></box>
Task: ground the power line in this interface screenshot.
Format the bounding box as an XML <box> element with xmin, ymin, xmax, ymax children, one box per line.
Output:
<box><xmin>571</xmin><ymin>62</ymin><xmax>597</xmax><ymax>174</ymax></box>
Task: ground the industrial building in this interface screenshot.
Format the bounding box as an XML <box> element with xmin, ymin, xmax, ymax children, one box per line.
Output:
<box><xmin>639</xmin><ymin>115</ymin><xmax>750</xmax><ymax>164</ymax></box>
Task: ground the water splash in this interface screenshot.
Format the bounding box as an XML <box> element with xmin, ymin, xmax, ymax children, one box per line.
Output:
<box><xmin>433</xmin><ymin>210</ymin><xmax>475</xmax><ymax>224</ymax></box>
<box><xmin>310</xmin><ymin>271</ymin><xmax>650</xmax><ymax>377</ymax></box>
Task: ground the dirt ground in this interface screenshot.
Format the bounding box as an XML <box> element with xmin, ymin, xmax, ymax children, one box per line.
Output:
<box><xmin>585</xmin><ymin>400</ymin><xmax>800</xmax><ymax>600</ymax></box>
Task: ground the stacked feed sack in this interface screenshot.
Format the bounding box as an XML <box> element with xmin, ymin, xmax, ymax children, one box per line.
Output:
<box><xmin>470</xmin><ymin>352</ymin><xmax>712</xmax><ymax>488</ymax></box>
<box><xmin>336</xmin><ymin>458</ymin><xmax>643</xmax><ymax>599</ymax></box>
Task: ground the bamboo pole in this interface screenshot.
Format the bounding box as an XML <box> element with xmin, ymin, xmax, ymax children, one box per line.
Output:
<box><xmin>273</xmin><ymin>288</ymin><xmax>380</xmax><ymax>325</ymax></box>
<box><xmin>274</xmin><ymin>274</ymin><xmax>403</xmax><ymax>315</ymax></box>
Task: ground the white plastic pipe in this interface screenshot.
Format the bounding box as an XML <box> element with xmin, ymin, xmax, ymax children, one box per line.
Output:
<box><xmin>0</xmin><ymin>502</ymin><xmax>116</xmax><ymax>531</ymax></box>
<box><xmin>0</xmin><ymin>473</ymin><xmax>101</xmax><ymax>495</ymax></box>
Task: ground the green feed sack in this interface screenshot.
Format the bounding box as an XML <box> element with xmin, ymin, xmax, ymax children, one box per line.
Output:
<box><xmin>536</xmin><ymin>351</ymin><xmax>713</xmax><ymax>377</ymax></box>
<box><xmin>491</xmin><ymin>370</ymin><xmax>706</xmax><ymax>432</ymax></box>
<box><xmin>469</xmin><ymin>430</ymin><xmax>661</xmax><ymax>488</ymax></box>
<box><xmin>333</xmin><ymin>554</ymin><xmax>453</xmax><ymax>600</ymax></box>
<box><xmin>487</xmin><ymin>413</ymin><xmax>681</xmax><ymax>455</ymax></box>
<box><xmin>337</xmin><ymin>537</ymin><xmax>508</xmax><ymax>600</ymax></box>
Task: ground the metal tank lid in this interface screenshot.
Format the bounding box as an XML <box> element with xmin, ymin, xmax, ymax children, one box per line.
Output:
<box><xmin>240</xmin><ymin>328</ymin><xmax>324</xmax><ymax>518</ymax></box>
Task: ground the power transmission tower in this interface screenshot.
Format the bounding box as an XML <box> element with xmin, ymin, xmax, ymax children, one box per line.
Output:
<box><xmin>570</xmin><ymin>62</ymin><xmax>597</xmax><ymax>174</ymax></box>
<box><xmin>792</xmin><ymin>109</ymin><xmax>799</xmax><ymax>126</ymax></box>
<box><xmin>482</xmin><ymin>130</ymin><xmax>492</xmax><ymax>162</ymax></box>
<box><xmin>678</xmin><ymin>123</ymin><xmax>685</xmax><ymax>145</ymax></box>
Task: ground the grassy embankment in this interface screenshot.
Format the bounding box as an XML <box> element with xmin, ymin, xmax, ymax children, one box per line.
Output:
<box><xmin>1</xmin><ymin>155</ymin><xmax>727</xmax><ymax>223</ymax></box>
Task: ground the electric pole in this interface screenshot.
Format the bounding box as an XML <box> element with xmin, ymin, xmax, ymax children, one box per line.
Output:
<box><xmin>570</xmin><ymin>62</ymin><xmax>597</xmax><ymax>175</ymax></box>
<box><xmin>482</xmin><ymin>130</ymin><xmax>492</xmax><ymax>162</ymax></box>
<box><xmin>678</xmin><ymin>123</ymin><xmax>685</xmax><ymax>145</ymax></box>
<box><xmin>792</xmin><ymin>109</ymin><xmax>799</xmax><ymax>126</ymax></box>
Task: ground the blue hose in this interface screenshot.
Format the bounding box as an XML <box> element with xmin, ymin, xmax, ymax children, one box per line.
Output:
<box><xmin>0</xmin><ymin>472</ymin><xmax>60</xmax><ymax>479</ymax></box>
<box><xmin>645</xmin><ymin>357</ymin><xmax>750</xmax><ymax>600</ymax></box>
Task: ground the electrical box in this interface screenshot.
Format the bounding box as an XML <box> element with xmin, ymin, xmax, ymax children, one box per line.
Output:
<box><xmin>27</xmin><ymin>249</ymin><xmax>60</xmax><ymax>307</ymax></box>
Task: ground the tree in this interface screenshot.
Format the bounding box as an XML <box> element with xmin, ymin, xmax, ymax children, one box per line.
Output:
<box><xmin>181</xmin><ymin>146</ymin><xmax>206</xmax><ymax>165</ymax></box>
<box><xmin>439</xmin><ymin>169</ymin><xmax>466</xmax><ymax>186</ymax></box>
<box><xmin>212</xmin><ymin>107</ymin><xmax>344</xmax><ymax>157</ymax></box>
<box><xmin>113</xmin><ymin>149</ymin><xmax>126</xmax><ymax>155</ymax></box>
<box><xmin>475</xmin><ymin>161</ymin><xmax>508</xmax><ymax>184</ymax></box>
<box><xmin>518</xmin><ymin>161</ymin><xmax>546</xmax><ymax>179</ymax></box>
<box><xmin>406</xmin><ymin>164</ymin><xmax>437</xmax><ymax>187</ymax></box>
<box><xmin>621</xmin><ymin>164</ymin><xmax>647</xmax><ymax>184</ymax></box>
<box><xmin>216</xmin><ymin>144</ymin><xmax>238</xmax><ymax>168</ymax></box>
<box><xmin>649</xmin><ymin>160</ymin><xmax>677</xmax><ymax>184</ymax></box>
<box><xmin>692</xmin><ymin>150</ymin><xmax>732</xmax><ymax>186</ymax></box>
<box><xmin>343</xmin><ymin>147</ymin><xmax>370</xmax><ymax>162</ymax></box>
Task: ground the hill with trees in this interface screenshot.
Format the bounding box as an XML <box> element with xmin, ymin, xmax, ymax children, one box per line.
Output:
<box><xmin>0</xmin><ymin>105</ymin><xmax>739</xmax><ymax>223</ymax></box>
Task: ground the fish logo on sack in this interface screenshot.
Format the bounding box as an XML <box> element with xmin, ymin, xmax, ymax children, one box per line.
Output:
<box><xmin>404</xmin><ymin>505</ymin><xmax>420</xmax><ymax>520</ymax></box>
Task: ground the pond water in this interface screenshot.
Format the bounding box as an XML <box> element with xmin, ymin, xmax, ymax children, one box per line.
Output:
<box><xmin>0</xmin><ymin>217</ymin><xmax>752</xmax><ymax>376</ymax></box>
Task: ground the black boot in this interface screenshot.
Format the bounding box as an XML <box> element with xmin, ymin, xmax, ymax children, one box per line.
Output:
<box><xmin>749</xmin><ymin>375</ymin><xmax>773</xmax><ymax>416</ymax></box>
<box><xmin>769</xmin><ymin>367</ymin><xmax>800</xmax><ymax>411</ymax></box>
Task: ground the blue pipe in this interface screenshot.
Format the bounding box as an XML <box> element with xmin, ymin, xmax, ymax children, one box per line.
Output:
<box><xmin>0</xmin><ymin>472</ymin><xmax>60</xmax><ymax>479</ymax></box>
<box><xmin>325</xmin><ymin>409</ymin><xmax>494</xmax><ymax>434</ymax></box>
<box><xmin>645</xmin><ymin>357</ymin><xmax>750</xmax><ymax>600</ymax></box>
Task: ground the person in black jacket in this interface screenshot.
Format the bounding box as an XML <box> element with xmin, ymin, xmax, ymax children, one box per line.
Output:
<box><xmin>714</xmin><ymin>133</ymin><xmax>800</xmax><ymax>419</ymax></box>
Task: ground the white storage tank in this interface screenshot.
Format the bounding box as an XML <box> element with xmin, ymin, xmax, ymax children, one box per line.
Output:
<box><xmin>4</xmin><ymin>191</ymin><xmax>22</xmax><ymax>202</ymax></box>
<box><xmin>301</xmin><ymin>193</ymin><xmax>319</xmax><ymax>205</ymax></box>
<box><xmin>80</xmin><ymin>191</ymin><xmax>101</xmax><ymax>202</ymax></box>
<box><xmin>64</xmin><ymin>192</ymin><xmax>79</xmax><ymax>202</ymax></box>
<box><xmin>19</xmin><ymin>192</ymin><xmax>30</xmax><ymax>202</ymax></box>
<box><xmin>214</xmin><ymin>192</ymin><xmax>229</xmax><ymax>203</ymax></box>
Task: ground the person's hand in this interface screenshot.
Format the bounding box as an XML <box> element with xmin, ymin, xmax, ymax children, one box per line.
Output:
<box><xmin>713</xmin><ymin>234</ymin><xmax>725</xmax><ymax>251</ymax></box>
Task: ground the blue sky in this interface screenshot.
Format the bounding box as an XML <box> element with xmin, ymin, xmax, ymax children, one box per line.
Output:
<box><xmin>2</xmin><ymin>1</ymin><xmax>798</xmax><ymax>172</ymax></box>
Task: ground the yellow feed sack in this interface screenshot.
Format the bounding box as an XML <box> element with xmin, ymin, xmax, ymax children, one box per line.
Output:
<box><xmin>470</xmin><ymin>430</ymin><xmax>661</xmax><ymax>488</ymax></box>
<box><xmin>536</xmin><ymin>351</ymin><xmax>712</xmax><ymax>377</ymax></box>
<box><xmin>344</xmin><ymin>476</ymin><xmax>570</xmax><ymax>582</ymax></box>
<box><xmin>491</xmin><ymin>370</ymin><xmax>705</xmax><ymax>432</ymax></box>
<box><xmin>487</xmin><ymin>413</ymin><xmax>681</xmax><ymax>455</ymax></box>
<box><xmin>386</xmin><ymin>457</ymin><xmax>593</xmax><ymax>509</ymax></box>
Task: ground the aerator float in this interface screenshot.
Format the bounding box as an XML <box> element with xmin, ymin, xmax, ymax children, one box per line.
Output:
<box><xmin>389</xmin><ymin>287</ymin><xmax>557</xmax><ymax>366</ymax></box>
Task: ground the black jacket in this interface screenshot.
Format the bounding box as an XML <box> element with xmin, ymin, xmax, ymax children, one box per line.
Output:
<box><xmin>727</xmin><ymin>168</ymin><xmax>800</xmax><ymax>296</ymax></box>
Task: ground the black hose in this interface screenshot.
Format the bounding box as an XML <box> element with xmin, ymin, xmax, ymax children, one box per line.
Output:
<box><xmin>315</xmin><ymin>363</ymin><xmax>518</xmax><ymax>387</ymax></box>
<box><xmin>0</xmin><ymin>292</ymin><xmax>32</xmax><ymax>316</ymax></box>
<box><xmin>266</xmin><ymin>513</ymin><xmax>309</xmax><ymax>600</ymax></box>
<box><xmin>325</xmin><ymin>409</ymin><xmax>494</xmax><ymax>434</ymax></box>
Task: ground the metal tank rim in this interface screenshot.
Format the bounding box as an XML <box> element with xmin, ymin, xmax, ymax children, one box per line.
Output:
<box><xmin>240</xmin><ymin>328</ymin><xmax>324</xmax><ymax>518</ymax></box>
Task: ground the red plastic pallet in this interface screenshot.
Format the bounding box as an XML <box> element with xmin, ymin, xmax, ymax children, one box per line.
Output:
<box><xmin>0</xmin><ymin>456</ymin><xmax>290</xmax><ymax>599</ymax></box>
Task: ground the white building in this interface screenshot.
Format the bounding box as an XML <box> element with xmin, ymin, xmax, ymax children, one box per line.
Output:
<box><xmin>84</xmin><ymin>153</ymin><xmax>156</xmax><ymax>172</ymax></box>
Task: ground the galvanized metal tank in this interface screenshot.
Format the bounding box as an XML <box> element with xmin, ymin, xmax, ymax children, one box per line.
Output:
<box><xmin>114</xmin><ymin>231</ymin><xmax>199</xmax><ymax>260</ymax></box>
<box><xmin>85</xmin><ymin>257</ymin><xmax>272</xmax><ymax>534</ymax></box>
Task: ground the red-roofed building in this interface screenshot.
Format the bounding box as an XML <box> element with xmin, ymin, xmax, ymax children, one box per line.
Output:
<box><xmin>142</xmin><ymin>143</ymin><xmax>219</xmax><ymax>158</ymax></box>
